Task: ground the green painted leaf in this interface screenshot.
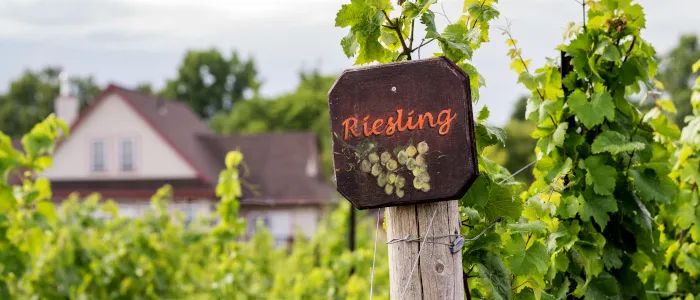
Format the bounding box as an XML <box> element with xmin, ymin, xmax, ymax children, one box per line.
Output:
<box><xmin>591</xmin><ymin>131</ymin><xmax>645</xmax><ymax>155</ymax></box>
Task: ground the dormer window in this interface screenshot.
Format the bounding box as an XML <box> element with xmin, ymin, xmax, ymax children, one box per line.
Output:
<box><xmin>120</xmin><ymin>138</ymin><xmax>136</xmax><ymax>172</ymax></box>
<box><xmin>91</xmin><ymin>140</ymin><xmax>106</xmax><ymax>172</ymax></box>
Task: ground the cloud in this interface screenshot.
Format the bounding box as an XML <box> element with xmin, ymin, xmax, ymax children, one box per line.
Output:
<box><xmin>0</xmin><ymin>0</ymin><xmax>697</xmax><ymax>125</ymax></box>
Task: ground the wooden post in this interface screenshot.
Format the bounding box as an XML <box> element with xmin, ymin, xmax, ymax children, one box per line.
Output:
<box><xmin>386</xmin><ymin>200</ymin><xmax>464</xmax><ymax>299</ymax></box>
<box><xmin>328</xmin><ymin>59</ymin><xmax>478</xmax><ymax>299</ymax></box>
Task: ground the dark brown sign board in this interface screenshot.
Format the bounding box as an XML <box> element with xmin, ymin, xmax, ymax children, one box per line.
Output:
<box><xmin>328</xmin><ymin>57</ymin><xmax>479</xmax><ymax>209</ymax></box>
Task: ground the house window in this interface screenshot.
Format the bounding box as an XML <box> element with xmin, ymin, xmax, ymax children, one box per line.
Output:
<box><xmin>91</xmin><ymin>140</ymin><xmax>106</xmax><ymax>172</ymax></box>
<box><xmin>120</xmin><ymin>138</ymin><xmax>135</xmax><ymax>171</ymax></box>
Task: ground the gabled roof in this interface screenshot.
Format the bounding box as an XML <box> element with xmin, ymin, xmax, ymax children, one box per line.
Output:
<box><xmin>71</xmin><ymin>84</ymin><xmax>220</xmax><ymax>184</ymax></box>
<box><xmin>52</xmin><ymin>84</ymin><xmax>332</xmax><ymax>206</ymax></box>
<box><xmin>199</xmin><ymin>132</ymin><xmax>333</xmax><ymax>205</ymax></box>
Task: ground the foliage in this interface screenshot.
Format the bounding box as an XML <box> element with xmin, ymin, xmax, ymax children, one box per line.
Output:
<box><xmin>211</xmin><ymin>70</ymin><xmax>335</xmax><ymax>175</ymax></box>
<box><xmin>0</xmin><ymin>67</ymin><xmax>99</xmax><ymax>137</ymax></box>
<box><xmin>485</xmin><ymin>97</ymin><xmax>537</xmax><ymax>184</ymax></box>
<box><xmin>657</xmin><ymin>34</ymin><xmax>700</xmax><ymax>125</ymax></box>
<box><xmin>335</xmin><ymin>0</ymin><xmax>530</xmax><ymax>298</ymax></box>
<box><xmin>337</xmin><ymin>0</ymin><xmax>699</xmax><ymax>298</ymax></box>
<box><xmin>503</xmin><ymin>0</ymin><xmax>699</xmax><ymax>298</ymax></box>
<box><xmin>161</xmin><ymin>49</ymin><xmax>260</xmax><ymax>119</ymax></box>
<box><xmin>0</xmin><ymin>115</ymin><xmax>387</xmax><ymax>299</ymax></box>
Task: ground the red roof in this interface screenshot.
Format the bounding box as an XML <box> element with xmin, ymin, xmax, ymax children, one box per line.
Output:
<box><xmin>50</xmin><ymin>84</ymin><xmax>332</xmax><ymax>206</ymax></box>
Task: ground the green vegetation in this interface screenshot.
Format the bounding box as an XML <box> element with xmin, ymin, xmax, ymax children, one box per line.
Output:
<box><xmin>211</xmin><ymin>70</ymin><xmax>335</xmax><ymax>175</ymax></box>
<box><xmin>161</xmin><ymin>49</ymin><xmax>260</xmax><ymax>119</ymax></box>
<box><xmin>0</xmin><ymin>0</ymin><xmax>697</xmax><ymax>299</ymax></box>
<box><xmin>0</xmin><ymin>68</ymin><xmax>98</xmax><ymax>137</ymax></box>
<box><xmin>0</xmin><ymin>116</ymin><xmax>388</xmax><ymax>299</ymax></box>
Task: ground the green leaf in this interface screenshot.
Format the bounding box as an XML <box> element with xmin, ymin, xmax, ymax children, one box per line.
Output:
<box><xmin>591</xmin><ymin>131</ymin><xmax>645</xmax><ymax>155</ymax></box>
<box><xmin>507</xmin><ymin>221</ymin><xmax>546</xmax><ymax>234</ymax></box>
<box><xmin>477</xmin><ymin>106</ymin><xmax>490</xmax><ymax>122</ymax></box>
<box><xmin>629</xmin><ymin>168</ymin><xmax>675</xmax><ymax>204</ymax></box>
<box><xmin>568</xmin><ymin>89</ymin><xmax>615</xmax><ymax>128</ymax></box>
<box><xmin>484</xmin><ymin>183</ymin><xmax>522</xmax><ymax>221</ymax></box>
<box><xmin>581</xmin><ymin>156</ymin><xmax>617</xmax><ymax>195</ymax></box>
<box><xmin>584</xmin><ymin>272</ymin><xmax>622</xmax><ymax>300</ymax></box>
<box><xmin>558</xmin><ymin>194</ymin><xmax>579</xmax><ymax>219</ymax></box>
<box><xmin>508</xmin><ymin>240</ymin><xmax>548</xmax><ymax>277</ymax></box>
<box><xmin>655</xmin><ymin>99</ymin><xmax>677</xmax><ymax>113</ymax></box>
<box><xmin>580</xmin><ymin>190</ymin><xmax>618</xmax><ymax>229</ymax></box>
<box><xmin>594</xmin><ymin>39</ymin><xmax>621</xmax><ymax>62</ymax></box>
<box><xmin>340</xmin><ymin>31</ymin><xmax>359</xmax><ymax>57</ymax></box>
<box><xmin>552</xmin><ymin>122</ymin><xmax>568</xmax><ymax>147</ymax></box>
<box><xmin>420</xmin><ymin>11</ymin><xmax>439</xmax><ymax>39</ymax></box>
<box><xmin>475</xmin><ymin>252</ymin><xmax>512</xmax><ymax>300</ymax></box>
<box><xmin>438</xmin><ymin>22</ymin><xmax>473</xmax><ymax>62</ymax></box>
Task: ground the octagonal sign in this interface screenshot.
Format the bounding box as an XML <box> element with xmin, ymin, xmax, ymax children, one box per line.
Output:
<box><xmin>328</xmin><ymin>57</ymin><xmax>479</xmax><ymax>209</ymax></box>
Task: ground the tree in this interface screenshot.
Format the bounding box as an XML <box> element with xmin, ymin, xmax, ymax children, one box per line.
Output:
<box><xmin>161</xmin><ymin>49</ymin><xmax>260</xmax><ymax>118</ymax></box>
<box><xmin>211</xmin><ymin>70</ymin><xmax>335</xmax><ymax>175</ymax></box>
<box><xmin>0</xmin><ymin>67</ymin><xmax>100</xmax><ymax>137</ymax></box>
<box><xmin>658</xmin><ymin>34</ymin><xmax>700</xmax><ymax>124</ymax></box>
<box><xmin>486</xmin><ymin>96</ymin><xmax>537</xmax><ymax>183</ymax></box>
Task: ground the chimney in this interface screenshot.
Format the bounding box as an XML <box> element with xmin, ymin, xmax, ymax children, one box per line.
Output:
<box><xmin>55</xmin><ymin>72</ymin><xmax>79</xmax><ymax>126</ymax></box>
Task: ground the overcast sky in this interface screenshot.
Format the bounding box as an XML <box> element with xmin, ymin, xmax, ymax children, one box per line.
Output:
<box><xmin>0</xmin><ymin>0</ymin><xmax>698</xmax><ymax>125</ymax></box>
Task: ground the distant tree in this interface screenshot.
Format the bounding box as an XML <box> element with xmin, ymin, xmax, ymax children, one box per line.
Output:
<box><xmin>135</xmin><ymin>82</ymin><xmax>154</xmax><ymax>94</ymax></box>
<box><xmin>71</xmin><ymin>76</ymin><xmax>101</xmax><ymax>108</ymax></box>
<box><xmin>211</xmin><ymin>70</ymin><xmax>335</xmax><ymax>175</ymax></box>
<box><xmin>484</xmin><ymin>96</ymin><xmax>536</xmax><ymax>183</ymax></box>
<box><xmin>0</xmin><ymin>67</ymin><xmax>100</xmax><ymax>137</ymax></box>
<box><xmin>658</xmin><ymin>34</ymin><xmax>700</xmax><ymax>124</ymax></box>
<box><xmin>161</xmin><ymin>49</ymin><xmax>260</xmax><ymax>118</ymax></box>
<box><xmin>510</xmin><ymin>96</ymin><xmax>528</xmax><ymax>121</ymax></box>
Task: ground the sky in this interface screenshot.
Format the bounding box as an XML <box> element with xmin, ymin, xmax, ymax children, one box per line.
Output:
<box><xmin>0</xmin><ymin>0</ymin><xmax>698</xmax><ymax>125</ymax></box>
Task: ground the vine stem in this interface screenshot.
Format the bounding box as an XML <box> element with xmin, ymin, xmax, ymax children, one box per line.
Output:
<box><xmin>382</xmin><ymin>10</ymin><xmax>412</xmax><ymax>60</ymax></box>
<box><xmin>500</xmin><ymin>26</ymin><xmax>546</xmax><ymax>100</ymax></box>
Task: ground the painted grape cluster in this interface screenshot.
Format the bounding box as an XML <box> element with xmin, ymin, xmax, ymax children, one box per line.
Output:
<box><xmin>359</xmin><ymin>141</ymin><xmax>431</xmax><ymax>197</ymax></box>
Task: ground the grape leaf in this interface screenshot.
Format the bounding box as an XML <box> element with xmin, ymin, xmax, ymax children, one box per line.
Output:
<box><xmin>552</xmin><ymin>122</ymin><xmax>568</xmax><ymax>147</ymax></box>
<box><xmin>485</xmin><ymin>183</ymin><xmax>522</xmax><ymax>221</ymax></box>
<box><xmin>507</xmin><ymin>240</ymin><xmax>548</xmax><ymax>277</ymax></box>
<box><xmin>568</xmin><ymin>89</ymin><xmax>615</xmax><ymax>128</ymax></box>
<box><xmin>579</xmin><ymin>190</ymin><xmax>618</xmax><ymax>229</ymax></box>
<box><xmin>584</xmin><ymin>272</ymin><xmax>621</xmax><ymax>300</ymax></box>
<box><xmin>582</xmin><ymin>156</ymin><xmax>617</xmax><ymax>195</ymax></box>
<box><xmin>475</xmin><ymin>252</ymin><xmax>512</xmax><ymax>300</ymax></box>
<box><xmin>591</xmin><ymin>131</ymin><xmax>645</xmax><ymax>155</ymax></box>
<box><xmin>629</xmin><ymin>168</ymin><xmax>675</xmax><ymax>204</ymax></box>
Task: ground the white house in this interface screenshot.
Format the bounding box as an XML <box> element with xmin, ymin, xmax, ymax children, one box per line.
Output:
<box><xmin>44</xmin><ymin>84</ymin><xmax>333</xmax><ymax>244</ymax></box>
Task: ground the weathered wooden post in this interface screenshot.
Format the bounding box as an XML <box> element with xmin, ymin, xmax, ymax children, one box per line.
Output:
<box><xmin>329</xmin><ymin>57</ymin><xmax>479</xmax><ymax>299</ymax></box>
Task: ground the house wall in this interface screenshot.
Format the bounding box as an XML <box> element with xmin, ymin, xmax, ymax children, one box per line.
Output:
<box><xmin>241</xmin><ymin>205</ymin><xmax>322</xmax><ymax>244</ymax></box>
<box><xmin>45</xmin><ymin>94</ymin><xmax>197</xmax><ymax>180</ymax></box>
<box><xmin>115</xmin><ymin>199</ymin><xmax>215</xmax><ymax>221</ymax></box>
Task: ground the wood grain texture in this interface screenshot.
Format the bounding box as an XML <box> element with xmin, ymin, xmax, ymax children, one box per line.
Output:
<box><xmin>386</xmin><ymin>200</ymin><xmax>464</xmax><ymax>299</ymax></box>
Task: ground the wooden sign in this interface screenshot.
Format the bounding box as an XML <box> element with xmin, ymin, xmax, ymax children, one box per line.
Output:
<box><xmin>328</xmin><ymin>57</ymin><xmax>478</xmax><ymax>209</ymax></box>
